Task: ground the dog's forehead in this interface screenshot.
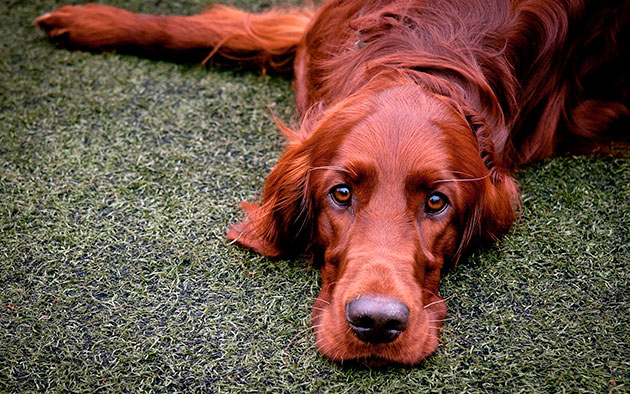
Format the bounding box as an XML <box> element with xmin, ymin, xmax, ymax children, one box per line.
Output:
<box><xmin>336</xmin><ymin>88</ymin><xmax>455</xmax><ymax>177</ymax></box>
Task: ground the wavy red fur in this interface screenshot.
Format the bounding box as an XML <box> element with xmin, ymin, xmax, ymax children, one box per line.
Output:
<box><xmin>36</xmin><ymin>0</ymin><xmax>628</xmax><ymax>366</ymax></box>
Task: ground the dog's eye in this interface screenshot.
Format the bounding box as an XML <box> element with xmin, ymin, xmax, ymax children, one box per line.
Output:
<box><xmin>426</xmin><ymin>192</ymin><xmax>448</xmax><ymax>214</ymax></box>
<box><xmin>330</xmin><ymin>185</ymin><xmax>352</xmax><ymax>206</ymax></box>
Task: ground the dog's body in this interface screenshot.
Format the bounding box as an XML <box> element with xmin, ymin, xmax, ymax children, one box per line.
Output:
<box><xmin>37</xmin><ymin>0</ymin><xmax>629</xmax><ymax>366</ymax></box>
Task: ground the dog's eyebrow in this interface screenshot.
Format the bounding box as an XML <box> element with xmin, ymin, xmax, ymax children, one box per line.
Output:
<box><xmin>307</xmin><ymin>166</ymin><xmax>356</xmax><ymax>176</ymax></box>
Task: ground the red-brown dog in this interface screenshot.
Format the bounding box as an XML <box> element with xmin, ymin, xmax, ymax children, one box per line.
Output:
<box><xmin>36</xmin><ymin>0</ymin><xmax>629</xmax><ymax>366</ymax></box>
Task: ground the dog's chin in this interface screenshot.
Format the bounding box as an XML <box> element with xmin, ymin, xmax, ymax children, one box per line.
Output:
<box><xmin>311</xmin><ymin>296</ymin><xmax>446</xmax><ymax>367</ymax></box>
<box><xmin>312</xmin><ymin>324</ymin><xmax>444</xmax><ymax>367</ymax></box>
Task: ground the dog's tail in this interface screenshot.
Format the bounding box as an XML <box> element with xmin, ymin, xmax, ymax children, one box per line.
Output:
<box><xmin>35</xmin><ymin>3</ymin><xmax>315</xmax><ymax>72</ymax></box>
<box><xmin>194</xmin><ymin>4</ymin><xmax>315</xmax><ymax>72</ymax></box>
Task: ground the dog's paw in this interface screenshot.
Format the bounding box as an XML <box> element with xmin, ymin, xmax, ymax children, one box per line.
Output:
<box><xmin>35</xmin><ymin>4</ymin><xmax>131</xmax><ymax>49</ymax></box>
<box><xmin>35</xmin><ymin>7</ymin><xmax>75</xmax><ymax>40</ymax></box>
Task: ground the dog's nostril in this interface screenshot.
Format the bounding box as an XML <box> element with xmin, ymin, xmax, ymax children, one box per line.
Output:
<box><xmin>345</xmin><ymin>295</ymin><xmax>410</xmax><ymax>344</ymax></box>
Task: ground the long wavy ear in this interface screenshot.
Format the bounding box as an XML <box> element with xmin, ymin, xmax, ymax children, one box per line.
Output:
<box><xmin>455</xmin><ymin>106</ymin><xmax>520</xmax><ymax>263</ymax></box>
<box><xmin>227</xmin><ymin>127</ymin><xmax>312</xmax><ymax>258</ymax></box>
<box><xmin>463</xmin><ymin>109</ymin><xmax>502</xmax><ymax>180</ymax></box>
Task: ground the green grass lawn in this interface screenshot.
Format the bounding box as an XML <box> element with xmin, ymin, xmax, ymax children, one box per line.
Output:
<box><xmin>1</xmin><ymin>0</ymin><xmax>628</xmax><ymax>392</ymax></box>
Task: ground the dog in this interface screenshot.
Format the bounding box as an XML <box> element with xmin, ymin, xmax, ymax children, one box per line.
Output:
<box><xmin>36</xmin><ymin>0</ymin><xmax>629</xmax><ymax>366</ymax></box>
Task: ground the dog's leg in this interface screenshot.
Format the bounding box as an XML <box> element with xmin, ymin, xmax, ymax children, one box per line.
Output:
<box><xmin>35</xmin><ymin>3</ymin><xmax>313</xmax><ymax>71</ymax></box>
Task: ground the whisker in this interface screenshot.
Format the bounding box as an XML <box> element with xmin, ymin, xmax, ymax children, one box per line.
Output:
<box><xmin>308</xmin><ymin>337</ymin><xmax>332</xmax><ymax>361</ymax></box>
<box><xmin>448</xmin><ymin>170</ymin><xmax>476</xmax><ymax>177</ymax></box>
<box><xmin>428</xmin><ymin>316</ymin><xmax>457</xmax><ymax>323</ymax></box>
<box><xmin>425</xmin><ymin>331</ymin><xmax>445</xmax><ymax>345</ymax></box>
<box><xmin>298</xmin><ymin>343</ymin><xmax>318</xmax><ymax>364</ymax></box>
<box><xmin>430</xmin><ymin>325</ymin><xmax>457</xmax><ymax>337</ymax></box>
<box><xmin>435</xmin><ymin>173</ymin><xmax>490</xmax><ymax>184</ymax></box>
<box><xmin>285</xmin><ymin>328</ymin><xmax>315</xmax><ymax>352</ymax></box>
<box><xmin>307</xmin><ymin>165</ymin><xmax>356</xmax><ymax>176</ymax></box>
<box><xmin>285</xmin><ymin>323</ymin><xmax>325</xmax><ymax>348</ymax></box>
<box><xmin>227</xmin><ymin>231</ymin><xmax>243</xmax><ymax>245</ymax></box>
<box><xmin>424</xmin><ymin>293</ymin><xmax>456</xmax><ymax>309</ymax></box>
<box><xmin>285</xmin><ymin>336</ymin><xmax>320</xmax><ymax>365</ymax></box>
<box><xmin>333</xmin><ymin>348</ymin><xmax>344</xmax><ymax>363</ymax></box>
<box><xmin>313</xmin><ymin>336</ymin><xmax>328</xmax><ymax>348</ymax></box>
<box><xmin>304</xmin><ymin>296</ymin><xmax>331</xmax><ymax>305</ymax></box>
<box><xmin>283</xmin><ymin>326</ymin><xmax>326</xmax><ymax>365</ymax></box>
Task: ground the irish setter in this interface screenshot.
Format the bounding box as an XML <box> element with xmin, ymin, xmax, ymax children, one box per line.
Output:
<box><xmin>36</xmin><ymin>0</ymin><xmax>629</xmax><ymax>366</ymax></box>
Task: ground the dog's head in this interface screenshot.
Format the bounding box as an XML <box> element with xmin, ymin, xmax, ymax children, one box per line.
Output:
<box><xmin>228</xmin><ymin>83</ymin><xmax>518</xmax><ymax>366</ymax></box>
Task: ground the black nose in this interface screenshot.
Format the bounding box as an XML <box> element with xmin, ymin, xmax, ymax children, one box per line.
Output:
<box><xmin>345</xmin><ymin>295</ymin><xmax>410</xmax><ymax>344</ymax></box>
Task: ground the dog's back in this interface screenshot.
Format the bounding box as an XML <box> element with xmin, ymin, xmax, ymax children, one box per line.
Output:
<box><xmin>294</xmin><ymin>0</ymin><xmax>629</xmax><ymax>166</ymax></box>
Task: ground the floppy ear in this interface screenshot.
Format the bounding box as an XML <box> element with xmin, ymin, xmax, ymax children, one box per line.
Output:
<box><xmin>455</xmin><ymin>107</ymin><xmax>520</xmax><ymax>263</ymax></box>
<box><xmin>477</xmin><ymin>167</ymin><xmax>519</xmax><ymax>243</ymax></box>
<box><xmin>227</xmin><ymin>134</ymin><xmax>312</xmax><ymax>258</ymax></box>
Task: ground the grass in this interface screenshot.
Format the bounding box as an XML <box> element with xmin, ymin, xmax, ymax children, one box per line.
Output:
<box><xmin>1</xmin><ymin>0</ymin><xmax>628</xmax><ymax>392</ymax></box>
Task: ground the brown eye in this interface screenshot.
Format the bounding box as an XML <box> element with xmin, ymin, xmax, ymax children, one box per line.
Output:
<box><xmin>331</xmin><ymin>185</ymin><xmax>352</xmax><ymax>206</ymax></box>
<box><xmin>426</xmin><ymin>192</ymin><xmax>448</xmax><ymax>213</ymax></box>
